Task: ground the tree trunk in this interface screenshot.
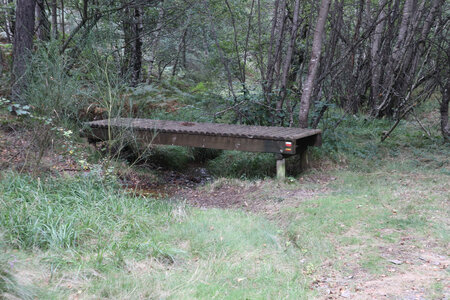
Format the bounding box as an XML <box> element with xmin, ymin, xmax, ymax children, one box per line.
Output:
<box><xmin>132</xmin><ymin>7</ymin><xmax>143</xmax><ymax>85</ymax></box>
<box><xmin>11</xmin><ymin>0</ymin><xmax>35</xmax><ymax>104</ymax></box>
<box><xmin>61</xmin><ymin>0</ymin><xmax>65</xmax><ymax>41</ymax></box>
<box><xmin>298</xmin><ymin>0</ymin><xmax>331</xmax><ymax>128</ymax></box>
<box><xmin>181</xmin><ymin>28</ymin><xmax>187</xmax><ymax>69</ymax></box>
<box><xmin>374</xmin><ymin>0</ymin><xmax>414</xmax><ymax>117</ymax></box>
<box><xmin>276</xmin><ymin>0</ymin><xmax>301</xmax><ymax>117</ymax></box>
<box><xmin>392</xmin><ymin>0</ymin><xmax>413</xmax><ymax>62</ymax></box>
<box><xmin>264</xmin><ymin>0</ymin><xmax>287</xmax><ymax>107</ymax></box>
<box><xmin>370</xmin><ymin>0</ymin><xmax>386</xmax><ymax>111</ymax></box>
<box><xmin>122</xmin><ymin>5</ymin><xmax>133</xmax><ymax>79</ymax></box>
<box><xmin>441</xmin><ymin>77</ymin><xmax>449</xmax><ymax>141</ymax></box>
<box><xmin>172</xmin><ymin>20</ymin><xmax>189</xmax><ymax>77</ymax></box>
<box><xmin>2</xmin><ymin>0</ymin><xmax>14</xmax><ymax>42</ymax></box>
<box><xmin>35</xmin><ymin>0</ymin><xmax>50</xmax><ymax>41</ymax></box>
<box><xmin>122</xmin><ymin>4</ymin><xmax>143</xmax><ymax>86</ymax></box>
<box><xmin>0</xmin><ymin>47</ymin><xmax>3</xmax><ymax>76</ymax></box>
<box><xmin>148</xmin><ymin>0</ymin><xmax>164</xmax><ymax>83</ymax></box>
<box><xmin>51</xmin><ymin>0</ymin><xmax>58</xmax><ymax>39</ymax></box>
<box><xmin>205</xmin><ymin>0</ymin><xmax>236</xmax><ymax>99</ymax></box>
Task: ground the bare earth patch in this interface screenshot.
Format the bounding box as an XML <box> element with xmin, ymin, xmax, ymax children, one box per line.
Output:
<box><xmin>0</xmin><ymin>122</ymin><xmax>82</xmax><ymax>174</ymax></box>
<box><xmin>174</xmin><ymin>177</ymin><xmax>330</xmax><ymax>216</ymax></box>
<box><xmin>314</xmin><ymin>248</ymin><xmax>449</xmax><ymax>299</ymax></box>
<box><xmin>167</xmin><ymin>173</ymin><xmax>449</xmax><ymax>299</ymax></box>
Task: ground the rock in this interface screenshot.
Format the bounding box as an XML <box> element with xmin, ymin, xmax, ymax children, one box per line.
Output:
<box><xmin>388</xmin><ymin>259</ymin><xmax>403</xmax><ymax>265</ymax></box>
<box><xmin>341</xmin><ymin>290</ymin><xmax>352</xmax><ymax>298</ymax></box>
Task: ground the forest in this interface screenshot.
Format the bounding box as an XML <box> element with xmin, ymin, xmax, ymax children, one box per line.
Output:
<box><xmin>0</xmin><ymin>0</ymin><xmax>449</xmax><ymax>298</ymax></box>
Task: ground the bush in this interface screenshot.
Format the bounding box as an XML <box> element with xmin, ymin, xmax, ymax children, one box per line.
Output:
<box><xmin>24</xmin><ymin>43</ymin><xmax>88</xmax><ymax>122</ymax></box>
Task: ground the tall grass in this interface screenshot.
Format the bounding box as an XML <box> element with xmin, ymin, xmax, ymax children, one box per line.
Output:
<box><xmin>0</xmin><ymin>173</ymin><xmax>172</xmax><ymax>252</ymax></box>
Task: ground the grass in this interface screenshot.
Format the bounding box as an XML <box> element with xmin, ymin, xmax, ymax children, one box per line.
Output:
<box><xmin>0</xmin><ymin>173</ymin><xmax>318</xmax><ymax>298</ymax></box>
<box><xmin>0</xmin><ymin>100</ymin><xmax>448</xmax><ymax>298</ymax></box>
<box><xmin>1</xmin><ymin>152</ymin><xmax>448</xmax><ymax>298</ymax></box>
<box><xmin>0</xmin><ymin>234</ymin><xmax>35</xmax><ymax>299</ymax></box>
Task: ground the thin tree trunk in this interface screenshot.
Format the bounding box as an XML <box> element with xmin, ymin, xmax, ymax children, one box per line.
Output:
<box><xmin>132</xmin><ymin>7</ymin><xmax>143</xmax><ymax>85</ymax></box>
<box><xmin>276</xmin><ymin>0</ymin><xmax>301</xmax><ymax>114</ymax></box>
<box><xmin>298</xmin><ymin>0</ymin><xmax>331</xmax><ymax>128</ymax></box>
<box><xmin>148</xmin><ymin>0</ymin><xmax>164</xmax><ymax>83</ymax></box>
<box><xmin>61</xmin><ymin>0</ymin><xmax>65</xmax><ymax>41</ymax></box>
<box><xmin>172</xmin><ymin>17</ymin><xmax>189</xmax><ymax>77</ymax></box>
<box><xmin>255</xmin><ymin>0</ymin><xmax>265</xmax><ymax>82</ymax></box>
<box><xmin>242</xmin><ymin>0</ymin><xmax>255</xmax><ymax>85</ymax></box>
<box><xmin>265</xmin><ymin>0</ymin><xmax>287</xmax><ymax>106</ymax></box>
<box><xmin>3</xmin><ymin>0</ymin><xmax>14</xmax><ymax>42</ymax></box>
<box><xmin>205</xmin><ymin>0</ymin><xmax>236</xmax><ymax>99</ymax></box>
<box><xmin>35</xmin><ymin>0</ymin><xmax>50</xmax><ymax>41</ymax></box>
<box><xmin>51</xmin><ymin>0</ymin><xmax>58</xmax><ymax>39</ymax></box>
<box><xmin>201</xmin><ymin>25</ymin><xmax>209</xmax><ymax>56</ymax></box>
<box><xmin>181</xmin><ymin>28</ymin><xmax>187</xmax><ymax>69</ymax></box>
<box><xmin>11</xmin><ymin>0</ymin><xmax>35</xmax><ymax>104</ymax></box>
<box><xmin>122</xmin><ymin>5</ymin><xmax>133</xmax><ymax>79</ymax></box>
<box><xmin>392</xmin><ymin>0</ymin><xmax>412</xmax><ymax>61</ymax></box>
<box><xmin>441</xmin><ymin>77</ymin><xmax>449</xmax><ymax>141</ymax></box>
<box><xmin>370</xmin><ymin>0</ymin><xmax>386</xmax><ymax>111</ymax></box>
<box><xmin>265</xmin><ymin>0</ymin><xmax>281</xmax><ymax>85</ymax></box>
<box><xmin>0</xmin><ymin>47</ymin><xmax>3</xmax><ymax>76</ymax></box>
<box><xmin>225</xmin><ymin>0</ymin><xmax>244</xmax><ymax>83</ymax></box>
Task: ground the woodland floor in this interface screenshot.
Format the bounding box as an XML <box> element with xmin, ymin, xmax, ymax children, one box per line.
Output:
<box><xmin>0</xmin><ymin>113</ymin><xmax>449</xmax><ymax>299</ymax></box>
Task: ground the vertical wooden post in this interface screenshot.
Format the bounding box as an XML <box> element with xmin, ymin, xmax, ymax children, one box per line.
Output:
<box><xmin>299</xmin><ymin>148</ymin><xmax>309</xmax><ymax>172</ymax></box>
<box><xmin>276</xmin><ymin>154</ymin><xmax>286</xmax><ymax>179</ymax></box>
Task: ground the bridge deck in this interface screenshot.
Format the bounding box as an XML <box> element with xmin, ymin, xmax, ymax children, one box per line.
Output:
<box><xmin>87</xmin><ymin>118</ymin><xmax>321</xmax><ymax>140</ymax></box>
<box><xmin>86</xmin><ymin>118</ymin><xmax>321</xmax><ymax>154</ymax></box>
<box><xmin>84</xmin><ymin>118</ymin><xmax>321</xmax><ymax>178</ymax></box>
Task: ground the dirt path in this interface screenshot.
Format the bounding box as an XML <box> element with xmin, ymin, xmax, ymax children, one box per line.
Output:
<box><xmin>168</xmin><ymin>175</ymin><xmax>449</xmax><ymax>299</ymax></box>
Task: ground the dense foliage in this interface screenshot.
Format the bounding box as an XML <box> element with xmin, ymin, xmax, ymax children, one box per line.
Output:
<box><xmin>0</xmin><ymin>0</ymin><xmax>448</xmax><ymax>139</ymax></box>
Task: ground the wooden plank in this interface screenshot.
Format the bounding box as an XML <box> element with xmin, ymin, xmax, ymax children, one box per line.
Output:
<box><xmin>87</xmin><ymin>118</ymin><xmax>322</xmax><ymax>141</ymax></box>
<box><xmin>89</xmin><ymin>127</ymin><xmax>298</xmax><ymax>154</ymax></box>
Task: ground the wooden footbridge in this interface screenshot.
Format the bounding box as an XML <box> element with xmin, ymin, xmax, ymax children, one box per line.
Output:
<box><xmin>84</xmin><ymin>118</ymin><xmax>322</xmax><ymax>178</ymax></box>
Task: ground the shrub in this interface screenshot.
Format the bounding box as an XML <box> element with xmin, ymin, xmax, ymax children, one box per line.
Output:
<box><xmin>24</xmin><ymin>43</ymin><xmax>88</xmax><ymax>122</ymax></box>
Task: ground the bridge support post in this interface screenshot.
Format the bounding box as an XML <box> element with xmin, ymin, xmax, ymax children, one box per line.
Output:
<box><xmin>299</xmin><ymin>148</ymin><xmax>309</xmax><ymax>172</ymax></box>
<box><xmin>275</xmin><ymin>154</ymin><xmax>286</xmax><ymax>179</ymax></box>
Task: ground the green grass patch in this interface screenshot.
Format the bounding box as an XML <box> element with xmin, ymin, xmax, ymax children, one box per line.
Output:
<box><xmin>0</xmin><ymin>173</ymin><xmax>317</xmax><ymax>298</ymax></box>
